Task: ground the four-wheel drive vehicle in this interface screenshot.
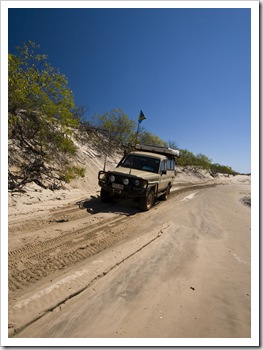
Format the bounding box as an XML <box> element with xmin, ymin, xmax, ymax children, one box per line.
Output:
<box><xmin>98</xmin><ymin>144</ymin><xmax>180</xmax><ymax>211</ymax></box>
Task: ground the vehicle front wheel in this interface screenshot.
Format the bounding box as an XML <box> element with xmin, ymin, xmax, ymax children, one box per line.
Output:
<box><xmin>100</xmin><ymin>188</ymin><xmax>114</xmax><ymax>203</ymax></box>
<box><xmin>139</xmin><ymin>189</ymin><xmax>155</xmax><ymax>211</ymax></box>
<box><xmin>160</xmin><ymin>185</ymin><xmax>171</xmax><ymax>201</ymax></box>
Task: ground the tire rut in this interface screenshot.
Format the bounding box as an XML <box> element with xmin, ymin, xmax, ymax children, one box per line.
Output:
<box><xmin>9</xmin><ymin>203</ymin><xmax>89</xmax><ymax>235</ymax></box>
<box><xmin>8</xmin><ymin>214</ymin><xmax>129</xmax><ymax>294</ymax></box>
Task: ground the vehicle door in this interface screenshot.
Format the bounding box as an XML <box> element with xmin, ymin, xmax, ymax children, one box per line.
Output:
<box><xmin>159</xmin><ymin>159</ymin><xmax>169</xmax><ymax>191</ymax></box>
<box><xmin>166</xmin><ymin>157</ymin><xmax>175</xmax><ymax>184</ymax></box>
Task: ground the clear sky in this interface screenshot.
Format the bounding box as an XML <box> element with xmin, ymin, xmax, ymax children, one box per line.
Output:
<box><xmin>8</xmin><ymin>5</ymin><xmax>252</xmax><ymax>173</ymax></box>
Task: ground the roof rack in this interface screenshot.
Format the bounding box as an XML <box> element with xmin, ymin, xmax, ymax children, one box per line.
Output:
<box><xmin>135</xmin><ymin>144</ymin><xmax>180</xmax><ymax>157</ymax></box>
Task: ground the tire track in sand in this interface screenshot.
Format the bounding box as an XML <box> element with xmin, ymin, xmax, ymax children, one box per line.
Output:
<box><xmin>9</xmin><ymin>183</ymin><xmax>217</xmax><ymax>293</ymax></box>
<box><xmin>8</xmin><ymin>214</ymin><xmax>129</xmax><ymax>293</ymax></box>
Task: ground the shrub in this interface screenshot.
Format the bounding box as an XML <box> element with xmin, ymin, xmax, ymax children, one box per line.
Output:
<box><xmin>62</xmin><ymin>166</ymin><xmax>85</xmax><ymax>183</ymax></box>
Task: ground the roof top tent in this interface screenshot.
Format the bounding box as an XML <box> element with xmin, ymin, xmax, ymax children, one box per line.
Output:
<box><xmin>135</xmin><ymin>144</ymin><xmax>180</xmax><ymax>158</ymax></box>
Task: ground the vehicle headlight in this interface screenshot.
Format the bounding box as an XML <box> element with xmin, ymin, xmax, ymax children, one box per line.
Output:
<box><xmin>99</xmin><ymin>173</ymin><xmax>107</xmax><ymax>181</ymax></box>
<box><xmin>109</xmin><ymin>175</ymin><xmax>115</xmax><ymax>182</ymax></box>
<box><xmin>123</xmin><ymin>178</ymin><xmax>129</xmax><ymax>185</ymax></box>
<box><xmin>142</xmin><ymin>180</ymin><xmax>148</xmax><ymax>188</ymax></box>
<box><xmin>134</xmin><ymin>179</ymin><xmax>140</xmax><ymax>186</ymax></box>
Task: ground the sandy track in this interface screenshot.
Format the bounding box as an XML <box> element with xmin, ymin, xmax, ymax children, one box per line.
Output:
<box><xmin>8</xmin><ymin>182</ymin><xmax>217</xmax><ymax>296</ymax></box>
<box><xmin>8</xmin><ymin>214</ymin><xmax>129</xmax><ymax>292</ymax></box>
<box><xmin>7</xmin><ymin>180</ymin><xmax>251</xmax><ymax>341</ymax></box>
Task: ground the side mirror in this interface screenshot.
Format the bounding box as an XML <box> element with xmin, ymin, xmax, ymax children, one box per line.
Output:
<box><xmin>161</xmin><ymin>170</ymin><xmax>167</xmax><ymax>175</ymax></box>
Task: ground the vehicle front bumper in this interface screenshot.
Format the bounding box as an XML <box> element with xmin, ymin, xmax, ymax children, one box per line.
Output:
<box><xmin>98</xmin><ymin>171</ymin><xmax>149</xmax><ymax>198</ymax></box>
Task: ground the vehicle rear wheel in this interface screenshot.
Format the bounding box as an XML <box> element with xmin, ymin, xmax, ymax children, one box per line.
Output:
<box><xmin>160</xmin><ymin>185</ymin><xmax>170</xmax><ymax>201</ymax></box>
<box><xmin>139</xmin><ymin>189</ymin><xmax>155</xmax><ymax>211</ymax></box>
<box><xmin>100</xmin><ymin>188</ymin><xmax>114</xmax><ymax>203</ymax></box>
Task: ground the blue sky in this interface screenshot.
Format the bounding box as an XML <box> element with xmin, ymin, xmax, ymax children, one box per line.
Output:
<box><xmin>8</xmin><ymin>6</ymin><xmax>252</xmax><ymax>173</ymax></box>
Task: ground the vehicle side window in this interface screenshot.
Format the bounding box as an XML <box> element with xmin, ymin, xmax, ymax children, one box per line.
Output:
<box><xmin>167</xmin><ymin>159</ymin><xmax>175</xmax><ymax>170</ymax></box>
<box><xmin>160</xmin><ymin>160</ymin><xmax>166</xmax><ymax>172</ymax></box>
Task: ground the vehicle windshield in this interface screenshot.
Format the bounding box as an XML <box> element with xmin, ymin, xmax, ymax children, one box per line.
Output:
<box><xmin>119</xmin><ymin>154</ymin><xmax>160</xmax><ymax>174</ymax></box>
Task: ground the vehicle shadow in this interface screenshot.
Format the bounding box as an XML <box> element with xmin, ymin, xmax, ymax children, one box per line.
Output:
<box><xmin>76</xmin><ymin>195</ymin><xmax>140</xmax><ymax>216</ymax></box>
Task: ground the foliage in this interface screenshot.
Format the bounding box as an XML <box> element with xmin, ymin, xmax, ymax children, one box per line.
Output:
<box><xmin>177</xmin><ymin>149</ymin><xmax>212</xmax><ymax>169</ymax></box>
<box><xmin>177</xmin><ymin>149</ymin><xmax>197</xmax><ymax>167</ymax></box>
<box><xmin>91</xmin><ymin>109</ymin><xmax>136</xmax><ymax>146</ymax></box>
<box><xmin>178</xmin><ymin>150</ymin><xmax>212</xmax><ymax>169</ymax></box>
<box><xmin>8</xmin><ymin>41</ymin><xmax>85</xmax><ymax>190</ymax></box>
<box><xmin>137</xmin><ymin>130</ymin><xmax>167</xmax><ymax>147</ymax></box>
<box><xmin>195</xmin><ymin>153</ymin><xmax>212</xmax><ymax>170</ymax></box>
<box><xmin>177</xmin><ymin>149</ymin><xmax>236</xmax><ymax>174</ymax></box>
<box><xmin>90</xmin><ymin>110</ymin><xmax>175</xmax><ymax>148</ymax></box>
<box><xmin>62</xmin><ymin>166</ymin><xmax>85</xmax><ymax>183</ymax></box>
<box><xmin>8</xmin><ymin>41</ymin><xmax>79</xmax><ymax>159</ymax></box>
<box><xmin>210</xmin><ymin>163</ymin><xmax>236</xmax><ymax>175</ymax></box>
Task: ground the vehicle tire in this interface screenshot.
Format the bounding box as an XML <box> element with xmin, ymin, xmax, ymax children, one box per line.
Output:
<box><xmin>139</xmin><ymin>189</ymin><xmax>155</xmax><ymax>211</ymax></box>
<box><xmin>100</xmin><ymin>188</ymin><xmax>114</xmax><ymax>203</ymax></box>
<box><xmin>160</xmin><ymin>185</ymin><xmax>170</xmax><ymax>201</ymax></box>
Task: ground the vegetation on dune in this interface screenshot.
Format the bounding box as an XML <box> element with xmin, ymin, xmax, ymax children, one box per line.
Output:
<box><xmin>177</xmin><ymin>150</ymin><xmax>236</xmax><ymax>175</ymax></box>
<box><xmin>8</xmin><ymin>41</ymin><xmax>84</xmax><ymax>190</ymax></box>
<box><xmin>8</xmin><ymin>41</ymin><xmax>238</xmax><ymax>191</ymax></box>
<box><xmin>90</xmin><ymin>109</ymin><xmax>136</xmax><ymax>151</ymax></box>
<box><xmin>177</xmin><ymin>150</ymin><xmax>212</xmax><ymax>169</ymax></box>
<box><xmin>89</xmin><ymin>113</ymin><xmax>237</xmax><ymax>175</ymax></box>
<box><xmin>90</xmin><ymin>109</ymin><xmax>168</xmax><ymax>148</ymax></box>
<box><xmin>210</xmin><ymin>163</ymin><xmax>236</xmax><ymax>176</ymax></box>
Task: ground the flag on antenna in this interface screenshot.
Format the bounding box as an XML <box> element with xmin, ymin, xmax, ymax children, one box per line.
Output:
<box><xmin>138</xmin><ymin>110</ymin><xmax>146</xmax><ymax>124</ymax></box>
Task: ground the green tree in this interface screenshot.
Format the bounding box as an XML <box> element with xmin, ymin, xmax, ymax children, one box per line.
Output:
<box><xmin>138</xmin><ymin>130</ymin><xmax>167</xmax><ymax>147</ymax></box>
<box><xmin>195</xmin><ymin>153</ymin><xmax>212</xmax><ymax>169</ymax></box>
<box><xmin>8</xmin><ymin>41</ymin><xmax>84</xmax><ymax>189</ymax></box>
<box><xmin>177</xmin><ymin>149</ymin><xmax>196</xmax><ymax>166</ymax></box>
<box><xmin>211</xmin><ymin>163</ymin><xmax>235</xmax><ymax>175</ymax></box>
<box><xmin>8</xmin><ymin>41</ymin><xmax>79</xmax><ymax>158</ymax></box>
<box><xmin>91</xmin><ymin>109</ymin><xmax>136</xmax><ymax>146</ymax></box>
